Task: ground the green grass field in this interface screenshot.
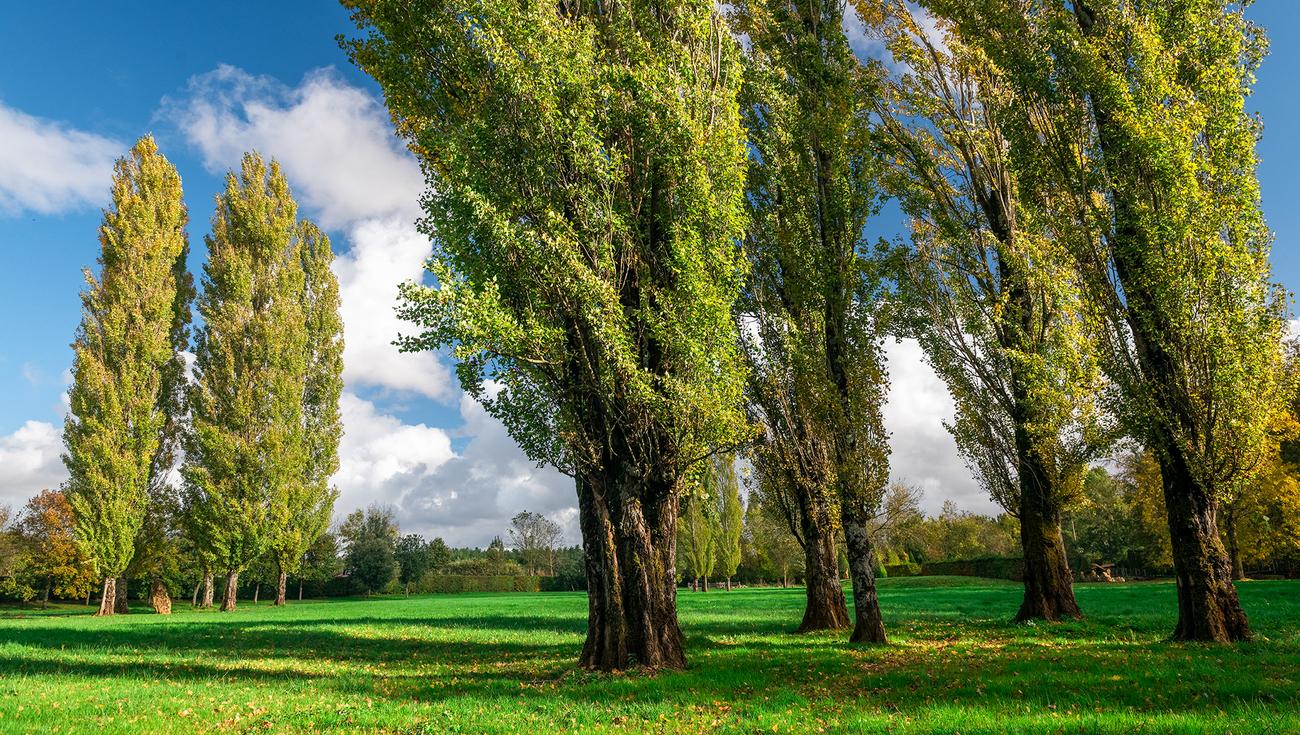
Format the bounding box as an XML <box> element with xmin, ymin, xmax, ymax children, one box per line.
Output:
<box><xmin>1</xmin><ymin>577</ymin><xmax>1296</xmax><ymax>734</ymax></box>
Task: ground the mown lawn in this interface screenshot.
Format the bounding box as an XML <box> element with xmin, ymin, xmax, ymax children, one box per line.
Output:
<box><xmin>0</xmin><ymin>577</ymin><xmax>1296</xmax><ymax>734</ymax></box>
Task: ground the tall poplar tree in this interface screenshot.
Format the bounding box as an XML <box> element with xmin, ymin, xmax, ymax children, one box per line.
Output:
<box><xmin>732</xmin><ymin>0</ymin><xmax>892</xmax><ymax>642</ymax></box>
<box><xmin>63</xmin><ymin>135</ymin><xmax>193</xmax><ymax>616</ymax></box>
<box><xmin>928</xmin><ymin>0</ymin><xmax>1287</xmax><ymax>641</ymax></box>
<box><xmin>268</xmin><ymin>222</ymin><xmax>343</xmax><ymax>606</ymax></box>
<box><xmin>714</xmin><ymin>457</ymin><xmax>744</xmax><ymax>592</ymax></box>
<box><xmin>866</xmin><ymin>2</ymin><xmax>1110</xmax><ymax>621</ymax></box>
<box><xmin>184</xmin><ymin>153</ymin><xmax>310</xmax><ymax>612</ymax></box>
<box><xmin>343</xmin><ymin>0</ymin><xmax>750</xmax><ymax>670</ymax></box>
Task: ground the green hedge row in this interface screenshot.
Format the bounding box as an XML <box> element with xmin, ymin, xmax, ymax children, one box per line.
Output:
<box><xmin>418</xmin><ymin>575</ymin><xmax>542</xmax><ymax>593</ymax></box>
<box><xmin>884</xmin><ymin>562</ymin><xmax>922</xmax><ymax>577</ymax></box>
<box><xmin>920</xmin><ymin>557</ymin><xmax>1024</xmax><ymax>581</ymax></box>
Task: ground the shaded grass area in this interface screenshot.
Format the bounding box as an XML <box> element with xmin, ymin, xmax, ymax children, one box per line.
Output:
<box><xmin>1</xmin><ymin>577</ymin><xmax>1296</xmax><ymax>733</ymax></box>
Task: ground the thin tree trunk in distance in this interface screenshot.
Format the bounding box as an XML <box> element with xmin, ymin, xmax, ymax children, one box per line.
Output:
<box><xmin>221</xmin><ymin>572</ymin><xmax>239</xmax><ymax>612</ymax></box>
<box><xmin>114</xmin><ymin>576</ymin><xmax>129</xmax><ymax>614</ymax></box>
<box><xmin>298</xmin><ymin>580</ymin><xmax>304</xmax><ymax>601</ymax></box>
<box><xmin>96</xmin><ymin>576</ymin><xmax>115</xmax><ymax>617</ymax></box>
<box><xmin>192</xmin><ymin>580</ymin><xmax>201</xmax><ymax>608</ymax></box>
<box><xmin>1225</xmin><ymin>508</ymin><xmax>1245</xmax><ymax>580</ymax></box>
<box><xmin>41</xmin><ymin>585</ymin><xmax>50</xmax><ymax>610</ymax></box>
<box><xmin>253</xmin><ymin>583</ymin><xmax>260</xmax><ymax>604</ymax></box>
<box><xmin>276</xmin><ymin>570</ymin><xmax>287</xmax><ymax>605</ymax></box>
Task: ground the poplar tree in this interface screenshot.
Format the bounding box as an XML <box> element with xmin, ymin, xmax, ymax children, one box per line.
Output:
<box><xmin>866</xmin><ymin>2</ymin><xmax>1110</xmax><ymax>621</ymax></box>
<box><xmin>269</xmin><ymin>222</ymin><xmax>343</xmax><ymax>605</ymax></box>
<box><xmin>677</xmin><ymin>480</ymin><xmax>719</xmax><ymax>591</ymax></box>
<box><xmin>714</xmin><ymin>457</ymin><xmax>744</xmax><ymax>592</ymax></box>
<box><xmin>732</xmin><ymin>0</ymin><xmax>892</xmax><ymax>642</ymax></box>
<box><xmin>184</xmin><ymin>153</ymin><xmax>310</xmax><ymax>612</ymax></box>
<box><xmin>928</xmin><ymin>0</ymin><xmax>1287</xmax><ymax>641</ymax></box>
<box><xmin>63</xmin><ymin>136</ymin><xmax>193</xmax><ymax>616</ymax></box>
<box><xmin>343</xmin><ymin>0</ymin><xmax>750</xmax><ymax>670</ymax></box>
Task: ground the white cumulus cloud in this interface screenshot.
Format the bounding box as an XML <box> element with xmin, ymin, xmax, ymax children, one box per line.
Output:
<box><xmin>0</xmin><ymin>102</ymin><xmax>121</xmax><ymax>216</ymax></box>
<box><xmin>166</xmin><ymin>65</ymin><xmax>424</xmax><ymax>228</ymax></box>
<box><xmin>0</xmin><ymin>421</ymin><xmax>66</xmax><ymax>511</ymax></box>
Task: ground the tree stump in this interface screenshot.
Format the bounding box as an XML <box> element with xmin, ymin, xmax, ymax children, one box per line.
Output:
<box><xmin>149</xmin><ymin>579</ymin><xmax>172</xmax><ymax>615</ymax></box>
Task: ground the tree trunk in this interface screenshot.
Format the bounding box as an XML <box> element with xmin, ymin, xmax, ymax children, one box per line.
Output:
<box><xmin>202</xmin><ymin>572</ymin><xmax>214</xmax><ymax>609</ymax></box>
<box><xmin>726</xmin><ymin>577</ymin><xmax>732</xmax><ymax>592</ymax></box>
<box><xmin>149</xmin><ymin>578</ymin><xmax>172</xmax><ymax>615</ymax></box>
<box><xmin>842</xmin><ymin>510</ymin><xmax>887</xmax><ymax>643</ymax></box>
<box><xmin>576</xmin><ymin>470</ymin><xmax>686</xmax><ymax>672</ymax></box>
<box><xmin>701</xmin><ymin>576</ymin><xmax>708</xmax><ymax>592</ymax></box>
<box><xmin>220</xmin><ymin>571</ymin><xmax>239</xmax><ymax>612</ymax></box>
<box><xmin>298</xmin><ymin>579</ymin><xmax>304</xmax><ymax>601</ymax></box>
<box><xmin>1161</xmin><ymin>448</ymin><xmax>1250</xmax><ymax>641</ymax></box>
<box><xmin>114</xmin><ymin>576</ymin><xmax>129</xmax><ymax>614</ymax></box>
<box><xmin>1015</xmin><ymin>446</ymin><xmax>1081</xmax><ymax>622</ymax></box>
<box><xmin>41</xmin><ymin>584</ymin><xmax>50</xmax><ymax>610</ymax></box>
<box><xmin>96</xmin><ymin>576</ymin><xmax>116</xmax><ymax>616</ymax></box>
<box><xmin>276</xmin><ymin>570</ymin><xmax>287</xmax><ymax>606</ymax></box>
<box><xmin>797</xmin><ymin>503</ymin><xmax>850</xmax><ymax>632</ymax></box>
<box><xmin>192</xmin><ymin>580</ymin><xmax>201</xmax><ymax>608</ymax></box>
<box><xmin>253</xmin><ymin>583</ymin><xmax>260</xmax><ymax>605</ymax></box>
<box><xmin>1073</xmin><ymin>1</ymin><xmax>1250</xmax><ymax>643</ymax></box>
<box><xmin>85</xmin><ymin>588</ymin><xmax>92</xmax><ymax>607</ymax></box>
<box><xmin>1224</xmin><ymin>507</ymin><xmax>1245</xmax><ymax>580</ymax></box>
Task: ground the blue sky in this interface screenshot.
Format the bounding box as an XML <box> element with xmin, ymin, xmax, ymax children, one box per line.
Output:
<box><xmin>0</xmin><ymin>2</ymin><xmax>1296</xmax><ymax>542</ymax></box>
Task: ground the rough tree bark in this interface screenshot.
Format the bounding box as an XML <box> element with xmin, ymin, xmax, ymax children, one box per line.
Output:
<box><xmin>114</xmin><ymin>575</ymin><xmax>129</xmax><ymax>614</ymax></box>
<box><xmin>841</xmin><ymin>510</ymin><xmax>887</xmax><ymax>643</ymax></box>
<box><xmin>576</xmin><ymin>469</ymin><xmax>686</xmax><ymax>672</ymax></box>
<box><xmin>1161</xmin><ymin>446</ymin><xmax>1250</xmax><ymax>641</ymax></box>
<box><xmin>149</xmin><ymin>578</ymin><xmax>172</xmax><ymax>615</ymax></box>
<box><xmin>1014</xmin><ymin>428</ymin><xmax>1081</xmax><ymax>622</ymax></box>
<box><xmin>201</xmin><ymin>572</ymin><xmax>214</xmax><ymax>609</ymax></box>
<box><xmin>1074</xmin><ymin>0</ymin><xmax>1250</xmax><ymax>643</ymax></box>
<box><xmin>276</xmin><ymin>570</ymin><xmax>288</xmax><ymax>606</ymax></box>
<box><xmin>191</xmin><ymin>580</ymin><xmax>201</xmax><ymax>608</ymax></box>
<box><xmin>795</xmin><ymin>488</ymin><xmax>851</xmax><ymax>632</ymax></box>
<box><xmin>1223</xmin><ymin>505</ymin><xmax>1245</xmax><ymax>581</ymax></box>
<box><xmin>220</xmin><ymin>571</ymin><xmax>239</xmax><ymax>612</ymax></box>
<box><xmin>96</xmin><ymin>576</ymin><xmax>116</xmax><ymax>617</ymax></box>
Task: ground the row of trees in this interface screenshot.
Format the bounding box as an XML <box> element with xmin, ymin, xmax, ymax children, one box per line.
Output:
<box><xmin>341</xmin><ymin>0</ymin><xmax>1288</xmax><ymax>669</ymax></box>
<box><xmin>60</xmin><ymin>137</ymin><xmax>345</xmax><ymax>615</ymax></box>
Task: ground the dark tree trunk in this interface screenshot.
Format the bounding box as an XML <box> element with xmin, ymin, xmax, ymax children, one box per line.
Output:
<box><xmin>41</xmin><ymin>584</ymin><xmax>50</xmax><ymax>610</ymax></box>
<box><xmin>202</xmin><ymin>572</ymin><xmax>214</xmax><ymax>609</ymax></box>
<box><xmin>1073</xmin><ymin>1</ymin><xmax>1250</xmax><ymax>643</ymax></box>
<box><xmin>701</xmin><ymin>576</ymin><xmax>708</xmax><ymax>592</ymax></box>
<box><xmin>276</xmin><ymin>570</ymin><xmax>287</xmax><ymax>606</ymax></box>
<box><xmin>1015</xmin><ymin>442</ymin><xmax>1081</xmax><ymax>622</ymax></box>
<box><xmin>576</xmin><ymin>470</ymin><xmax>686</xmax><ymax>672</ymax></box>
<box><xmin>85</xmin><ymin>588</ymin><xmax>92</xmax><ymax>607</ymax></box>
<box><xmin>1224</xmin><ymin>506</ymin><xmax>1245</xmax><ymax>581</ymax></box>
<box><xmin>1160</xmin><ymin>448</ymin><xmax>1250</xmax><ymax>642</ymax></box>
<box><xmin>96</xmin><ymin>576</ymin><xmax>115</xmax><ymax>617</ymax></box>
<box><xmin>796</xmin><ymin>491</ymin><xmax>850</xmax><ymax>632</ymax></box>
<box><xmin>114</xmin><ymin>576</ymin><xmax>129</xmax><ymax>614</ymax></box>
<box><xmin>842</xmin><ymin>510</ymin><xmax>887</xmax><ymax>643</ymax></box>
<box><xmin>220</xmin><ymin>571</ymin><xmax>239</xmax><ymax>612</ymax></box>
<box><xmin>149</xmin><ymin>578</ymin><xmax>172</xmax><ymax>615</ymax></box>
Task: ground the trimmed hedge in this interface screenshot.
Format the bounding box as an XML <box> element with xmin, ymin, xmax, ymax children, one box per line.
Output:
<box><xmin>418</xmin><ymin>575</ymin><xmax>542</xmax><ymax>593</ymax></box>
<box><xmin>920</xmin><ymin>557</ymin><xmax>1024</xmax><ymax>581</ymax></box>
<box><xmin>884</xmin><ymin>562</ymin><xmax>922</xmax><ymax>577</ymax></box>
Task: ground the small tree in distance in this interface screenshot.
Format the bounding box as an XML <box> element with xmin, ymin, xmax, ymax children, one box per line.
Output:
<box><xmin>508</xmin><ymin>511</ymin><xmax>563</xmax><ymax>576</ymax></box>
